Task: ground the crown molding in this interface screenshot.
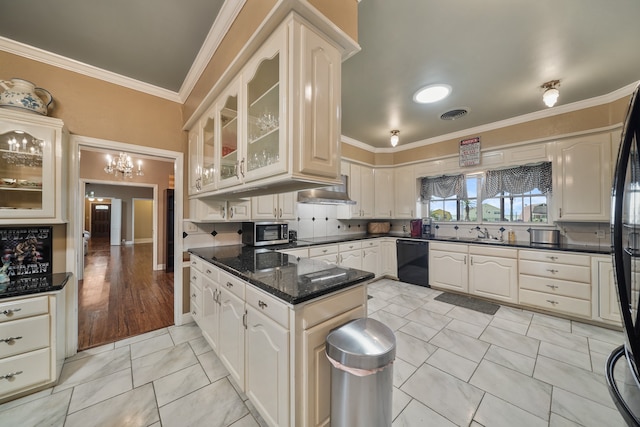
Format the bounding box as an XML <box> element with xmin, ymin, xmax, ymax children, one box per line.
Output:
<box><xmin>0</xmin><ymin>36</ymin><xmax>181</xmax><ymax>102</ymax></box>
<box><xmin>178</xmin><ymin>0</ymin><xmax>246</xmax><ymax>102</ymax></box>
<box><xmin>343</xmin><ymin>80</ymin><xmax>639</xmax><ymax>154</ymax></box>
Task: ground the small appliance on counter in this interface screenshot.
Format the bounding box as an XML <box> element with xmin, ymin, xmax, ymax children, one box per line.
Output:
<box><xmin>527</xmin><ymin>228</ymin><xmax>560</xmax><ymax>245</ymax></box>
<box><xmin>288</xmin><ymin>230</ymin><xmax>297</xmax><ymax>242</ymax></box>
<box><xmin>410</xmin><ymin>219</ymin><xmax>422</xmax><ymax>238</ymax></box>
<box><xmin>421</xmin><ymin>218</ymin><xmax>433</xmax><ymax>238</ymax></box>
<box><xmin>242</xmin><ymin>222</ymin><xmax>289</xmax><ymax>246</ymax></box>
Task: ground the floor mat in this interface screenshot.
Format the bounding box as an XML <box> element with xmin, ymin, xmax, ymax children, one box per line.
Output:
<box><xmin>434</xmin><ymin>292</ymin><xmax>500</xmax><ymax>315</ymax></box>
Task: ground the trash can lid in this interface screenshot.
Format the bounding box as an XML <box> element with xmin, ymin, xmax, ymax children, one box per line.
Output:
<box><xmin>325</xmin><ymin>318</ymin><xmax>396</xmax><ymax>370</ymax></box>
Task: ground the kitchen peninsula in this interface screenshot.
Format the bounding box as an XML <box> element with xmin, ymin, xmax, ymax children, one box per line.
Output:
<box><xmin>188</xmin><ymin>245</ymin><xmax>373</xmax><ymax>427</ymax></box>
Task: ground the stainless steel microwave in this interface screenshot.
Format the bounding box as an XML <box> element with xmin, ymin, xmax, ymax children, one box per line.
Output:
<box><xmin>242</xmin><ymin>222</ymin><xmax>289</xmax><ymax>246</ymax></box>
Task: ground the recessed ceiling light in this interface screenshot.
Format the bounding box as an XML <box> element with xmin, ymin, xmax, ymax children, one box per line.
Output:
<box><xmin>413</xmin><ymin>84</ymin><xmax>451</xmax><ymax>104</ymax></box>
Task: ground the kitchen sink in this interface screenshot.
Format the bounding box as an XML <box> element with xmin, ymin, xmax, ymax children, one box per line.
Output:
<box><xmin>442</xmin><ymin>236</ymin><xmax>508</xmax><ymax>244</ymax></box>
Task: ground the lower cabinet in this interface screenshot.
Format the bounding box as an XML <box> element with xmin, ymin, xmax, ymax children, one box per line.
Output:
<box><xmin>429</xmin><ymin>242</ymin><xmax>469</xmax><ymax>292</ymax></box>
<box><xmin>0</xmin><ymin>289</ymin><xmax>65</xmax><ymax>403</ymax></box>
<box><xmin>592</xmin><ymin>256</ymin><xmax>622</xmax><ymax>325</ymax></box>
<box><xmin>191</xmin><ymin>256</ymin><xmax>368</xmax><ymax>427</ymax></box>
<box><xmin>380</xmin><ymin>238</ymin><xmax>397</xmax><ymax>278</ymax></box>
<box><xmin>469</xmin><ymin>246</ymin><xmax>518</xmax><ymax>304</ymax></box>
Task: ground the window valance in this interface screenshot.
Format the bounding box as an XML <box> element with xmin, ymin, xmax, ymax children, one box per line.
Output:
<box><xmin>482</xmin><ymin>162</ymin><xmax>552</xmax><ymax>198</ymax></box>
<box><xmin>420</xmin><ymin>174</ymin><xmax>466</xmax><ymax>200</ymax></box>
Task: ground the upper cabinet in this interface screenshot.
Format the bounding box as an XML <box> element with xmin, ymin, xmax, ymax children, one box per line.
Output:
<box><xmin>553</xmin><ymin>133</ymin><xmax>612</xmax><ymax>222</ymax></box>
<box><xmin>0</xmin><ymin>108</ymin><xmax>66</xmax><ymax>223</ymax></box>
<box><xmin>188</xmin><ymin>14</ymin><xmax>343</xmax><ymax>200</ymax></box>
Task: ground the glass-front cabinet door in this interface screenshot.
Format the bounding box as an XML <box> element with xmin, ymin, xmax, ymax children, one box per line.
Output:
<box><xmin>0</xmin><ymin>110</ymin><xmax>62</xmax><ymax>221</ymax></box>
<box><xmin>218</xmin><ymin>79</ymin><xmax>242</xmax><ymax>189</ymax></box>
<box><xmin>201</xmin><ymin>108</ymin><xmax>217</xmax><ymax>191</ymax></box>
<box><xmin>244</xmin><ymin>32</ymin><xmax>286</xmax><ymax>182</ymax></box>
<box><xmin>188</xmin><ymin>128</ymin><xmax>201</xmax><ymax>194</ymax></box>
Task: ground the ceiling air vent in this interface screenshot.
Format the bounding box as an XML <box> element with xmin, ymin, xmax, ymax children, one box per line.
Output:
<box><xmin>440</xmin><ymin>108</ymin><xmax>468</xmax><ymax>120</ymax></box>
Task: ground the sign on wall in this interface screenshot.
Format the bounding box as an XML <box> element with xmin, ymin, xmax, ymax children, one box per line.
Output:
<box><xmin>459</xmin><ymin>136</ymin><xmax>481</xmax><ymax>167</ymax></box>
<box><xmin>0</xmin><ymin>226</ymin><xmax>52</xmax><ymax>277</ymax></box>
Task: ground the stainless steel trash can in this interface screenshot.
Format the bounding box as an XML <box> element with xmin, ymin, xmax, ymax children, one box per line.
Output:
<box><xmin>325</xmin><ymin>318</ymin><xmax>396</xmax><ymax>427</ymax></box>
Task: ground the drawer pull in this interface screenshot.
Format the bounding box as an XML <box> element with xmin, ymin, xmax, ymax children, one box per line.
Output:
<box><xmin>322</xmin><ymin>249</ymin><xmax>328</xmax><ymax>253</ymax></box>
<box><xmin>546</xmin><ymin>300</ymin><xmax>559</xmax><ymax>305</ymax></box>
<box><xmin>192</xmin><ymin>310</ymin><xmax>197</xmax><ymax>316</ymax></box>
<box><xmin>192</xmin><ymin>261</ymin><xmax>197</xmax><ymax>265</ymax></box>
<box><xmin>547</xmin><ymin>256</ymin><xmax>558</xmax><ymax>261</ymax></box>
<box><xmin>0</xmin><ymin>371</ymin><xmax>23</xmax><ymax>380</ymax></box>
<box><xmin>192</xmin><ymin>275</ymin><xmax>197</xmax><ymax>281</ymax></box>
<box><xmin>258</xmin><ymin>300</ymin><xmax>268</xmax><ymax>309</ymax></box>
<box><xmin>546</xmin><ymin>269</ymin><xmax>559</xmax><ymax>274</ymax></box>
<box><xmin>206</xmin><ymin>269</ymin><xmax>212</xmax><ymax>274</ymax></box>
<box><xmin>191</xmin><ymin>293</ymin><xmax>197</xmax><ymax>298</ymax></box>
<box><xmin>546</xmin><ymin>284</ymin><xmax>559</xmax><ymax>290</ymax></box>
<box><xmin>1</xmin><ymin>308</ymin><xmax>22</xmax><ymax>316</ymax></box>
<box><xmin>226</xmin><ymin>282</ymin><xmax>233</xmax><ymax>288</ymax></box>
<box><xmin>0</xmin><ymin>336</ymin><xmax>22</xmax><ymax>344</ymax></box>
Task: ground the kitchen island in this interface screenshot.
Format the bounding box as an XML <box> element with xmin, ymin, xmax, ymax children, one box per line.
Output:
<box><xmin>188</xmin><ymin>245</ymin><xmax>373</xmax><ymax>427</ymax></box>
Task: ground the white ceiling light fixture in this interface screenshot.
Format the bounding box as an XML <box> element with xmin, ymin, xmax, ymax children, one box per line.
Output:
<box><xmin>390</xmin><ymin>130</ymin><xmax>400</xmax><ymax>147</ymax></box>
<box><xmin>541</xmin><ymin>80</ymin><xmax>560</xmax><ymax>107</ymax></box>
<box><xmin>413</xmin><ymin>84</ymin><xmax>452</xmax><ymax>104</ymax></box>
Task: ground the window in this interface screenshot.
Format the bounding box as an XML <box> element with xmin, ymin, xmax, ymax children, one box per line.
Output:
<box><xmin>482</xmin><ymin>162</ymin><xmax>552</xmax><ymax>223</ymax></box>
<box><xmin>421</xmin><ymin>162</ymin><xmax>552</xmax><ymax>223</ymax></box>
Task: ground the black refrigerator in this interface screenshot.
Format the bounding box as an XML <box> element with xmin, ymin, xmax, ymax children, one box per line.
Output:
<box><xmin>609</xmin><ymin>84</ymin><xmax>640</xmax><ymax>426</ymax></box>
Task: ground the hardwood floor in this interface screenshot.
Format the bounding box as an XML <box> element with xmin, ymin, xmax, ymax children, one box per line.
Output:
<box><xmin>78</xmin><ymin>237</ymin><xmax>174</xmax><ymax>350</ymax></box>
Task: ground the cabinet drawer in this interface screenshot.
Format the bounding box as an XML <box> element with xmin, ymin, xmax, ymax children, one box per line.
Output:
<box><xmin>302</xmin><ymin>285</ymin><xmax>367</xmax><ymax>329</ymax></box>
<box><xmin>519</xmin><ymin>275</ymin><xmax>591</xmax><ymax>300</ymax></box>
<box><xmin>191</xmin><ymin>300</ymin><xmax>202</xmax><ymax>324</ymax></box>
<box><xmin>190</xmin><ymin>255</ymin><xmax>203</xmax><ymax>272</ymax></box>
<box><xmin>469</xmin><ymin>245</ymin><xmax>517</xmax><ymax>259</ymax></box>
<box><xmin>519</xmin><ymin>260</ymin><xmax>590</xmax><ymax>283</ymax></box>
<box><xmin>246</xmin><ymin>286</ymin><xmax>289</xmax><ymax>328</ymax></box>
<box><xmin>201</xmin><ymin>262</ymin><xmax>218</xmax><ymax>282</ymax></box>
<box><xmin>0</xmin><ymin>296</ymin><xmax>49</xmax><ymax>323</ymax></box>
<box><xmin>361</xmin><ymin>240</ymin><xmax>379</xmax><ymax>248</ymax></box>
<box><xmin>190</xmin><ymin>282</ymin><xmax>203</xmax><ymax>306</ymax></box>
<box><xmin>519</xmin><ymin>250</ymin><xmax>590</xmax><ymax>266</ymax></box>
<box><xmin>430</xmin><ymin>242</ymin><xmax>468</xmax><ymax>253</ymax></box>
<box><xmin>0</xmin><ymin>347</ymin><xmax>51</xmax><ymax>399</ymax></box>
<box><xmin>519</xmin><ymin>289</ymin><xmax>591</xmax><ymax>318</ymax></box>
<box><xmin>190</xmin><ymin>269</ymin><xmax>202</xmax><ymax>290</ymax></box>
<box><xmin>309</xmin><ymin>245</ymin><xmax>338</xmax><ymax>257</ymax></box>
<box><xmin>339</xmin><ymin>241</ymin><xmax>361</xmax><ymax>252</ymax></box>
<box><xmin>219</xmin><ymin>270</ymin><xmax>245</xmax><ymax>300</ymax></box>
<box><xmin>0</xmin><ymin>315</ymin><xmax>49</xmax><ymax>359</ymax></box>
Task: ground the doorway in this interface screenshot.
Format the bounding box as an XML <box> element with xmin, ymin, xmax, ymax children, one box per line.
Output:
<box><xmin>74</xmin><ymin>148</ymin><xmax>180</xmax><ymax>350</ymax></box>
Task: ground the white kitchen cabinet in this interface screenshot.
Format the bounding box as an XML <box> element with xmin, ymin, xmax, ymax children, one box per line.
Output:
<box><xmin>429</xmin><ymin>242</ymin><xmax>468</xmax><ymax>292</ymax></box>
<box><xmin>189</xmin><ymin>198</ymin><xmax>251</xmax><ymax>222</ymax></box>
<box><xmin>218</xmin><ymin>273</ymin><xmax>246</xmax><ymax>391</ymax></box>
<box><xmin>338</xmin><ymin>241</ymin><xmax>362</xmax><ymax>270</ymax></box>
<box><xmin>200</xmin><ymin>267</ymin><xmax>220</xmax><ymax>352</ymax></box>
<box><xmin>278</xmin><ymin>248</ymin><xmax>309</xmax><ymax>259</ymax></box>
<box><xmin>592</xmin><ymin>256</ymin><xmax>621</xmax><ymax>325</ymax></box>
<box><xmin>394</xmin><ymin>165</ymin><xmax>417</xmax><ymax>219</ymax></box>
<box><xmin>380</xmin><ymin>238</ymin><xmax>397</xmax><ymax>278</ymax></box>
<box><xmin>0</xmin><ymin>108</ymin><xmax>67</xmax><ymax>223</ymax></box>
<box><xmin>374</xmin><ymin>168</ymin><xmax>394</xmax><ymax>218</ymax></box>
<box><xmin>361</xmin><ymin>240</ymin><xmax>380</xmax><ymax>277</ymax></box>
<box><xmin>251</xmin><ymin>192</ymin><xmax>297</xmax><ymax>220</ymax></box>
<box><xmin>188</xmin><ymin>127</ymin><xmax>201</xmax><ymax>195</ymax></box>
<box><xmin>308</xmin><ymin>244</ymin><xmax>339</xmax><ymax>264</ymax></box>
<box><xmin>338</xmin><ymin>163</ymin><xmax>374</xmax><ymax>219</ymax></box>
<box><xmin>0</xmin><ymin>289</ymin><xmax>65</xmax><ymax>403</ymax></box>
<box><xmin>189</xmin><ymin>257</ymin><xmax>203</xmax><ymax>325</ymax></box>
<box><xmin>519</xmin><ymin>250</ymin><xmax>592</xmax><ymax>318</ymax></box>
<box><xmin>554</xmin><ymin>133</ymin><xmax>612</xmax><ymax>221</ymax></box>
<box><xmin>188</xmin><ymin>14</ymin><xmax>342</xmax><ymax>199</ymax></box>
<box><xmin>469</xmin><ymin>246</ymin><xmax>518</xmax><ymax>303</ymax></box>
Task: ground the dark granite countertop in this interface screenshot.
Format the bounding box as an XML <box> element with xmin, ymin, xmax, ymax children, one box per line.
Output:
<box><xmin>0</xmin><ymin>272</ymin><xmax>71</xmax><ymax>299</ymax></box>
<box><xmin>189</xmin><ymin>246</ymin><xmax>374</xmax><ymax>305</ymax></box>
<box><xmin>269</xmin><ymin>233</ymin><xmax>611</xmax><ymax>255</ymax></box>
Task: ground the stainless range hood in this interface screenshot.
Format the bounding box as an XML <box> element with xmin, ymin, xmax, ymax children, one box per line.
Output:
<box><xmin>297</xmin><ymin>174</ymin><xmax>356</xmax><ymax>204</ymax></box>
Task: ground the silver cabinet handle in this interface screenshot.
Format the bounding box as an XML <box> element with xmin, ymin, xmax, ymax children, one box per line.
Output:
<box><xmin>547</xmin><ymin>269</ymin><xmax>558</xmax><ymax>274</ymax></box>
<box><xmin>226</xmin><ymin>282</ymin><xmax>233</xmax><ymax>288</ymax></box>
<box><xmin>546</xmin><ymin>284</ymin><xmax>559</xmax><ymax>290</ymax></box>
<box><xmin>229</xmin><ymin>207</ymin><xmax>234</xmax><ymax>218</ymax></box>
<box><xmin>192</xmin><ymin>310</ymin><xmax>197</xmax><ymax>316</ymax></box>
<box><xmin>547</xmin><ymin>256</ymin><xmax>558</xmax><ymax>261</ymax></box>
<box><xmin>1</xmin><ymin>308</ymin><xmax>22</xmax><ymax>316</ymax></box>
<box><xmin>242</xmin><ymin>310</ymin><xmax>248</xmax><ymax>329</ymax></box>
<box><xmin>191</xmin><ymin>260</ymin><xmax>197</xmax><ymax>265</ymax></box>
<box><xmin>546</xmin><ymin>300</ymin><xmax>559</xmax><ymax>305</ymax></box>
<box><xmin>464</xmin><ymin>256</ymin><xmax>467</xmax><ymax>265</ymax></box>
<box><xmin>221</xmin><ymin>205</ymin><xmax>226</xmax><ymax>219</ymax></box>
<box><xmin>0</xmin><ymin>371</ymin><xmax>23</xmax><ymax>380</ymax></box>
<box><xmin>240</xmin><ymin>158</ymin><xmax>245</xmax><ymax>178</ymax></box>
<box><xmin>322</xmin><ymin>249</ymin><xmax>328</xmax><ymax>253</ymax></box>
<box><xmin>235</xmin><ymin>160</ymin><xmax>241</xmax><ymax>179</ymax></box>
<box><xmin>191</xmin><ymin>293</ymin><xmax>197</xmax><ymax>298</ymax></box>
<box><xmin>192</xmin><ymin>275</ymin><xmax>197</xmax><ymax>281</ymax></box>
<box><xmin>273</xmin><ymin>208</ymin><xmax>277</xmax><ymax>218</ymax></box>
<box><xmin>470</xmin><ymin>256</ymin><xmax>473</xmax><ymax>265</ymax></box>
<box><xmin>279</xmin><ymin>208</ymin><xmax>282</xmax><ymax>218</ymax></box>
<box><xmin>0</xmin><ymin>336</ymin><xmax>22</xmax><ymax>344</ymax></box>
<box><xmin>258</xmin><ymin>300</ymin><xmax>268</xmax><ymax>309</ymax></box>
<box><xmin>206</xmin><ymin>269</ymin><xmax>212</xmax><ymax>274</ymax></box>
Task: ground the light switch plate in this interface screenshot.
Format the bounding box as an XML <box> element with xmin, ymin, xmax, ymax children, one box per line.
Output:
<box><xmin>184</xmin><ymin>222</ymin><xmax>198</xmax><ymax>233</ymax></box>
<box><xmin>596</xmin><ymin>230</ymin><xmax>605</xmax><ymax>239</ymax></box>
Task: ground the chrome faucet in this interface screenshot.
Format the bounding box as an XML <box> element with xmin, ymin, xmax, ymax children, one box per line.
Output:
<box><xmin>471</xmin><ymin>226</ymin><xmax>493</xmax><ymax>239</ymax></box>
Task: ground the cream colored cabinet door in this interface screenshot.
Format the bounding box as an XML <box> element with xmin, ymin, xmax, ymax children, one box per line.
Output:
<box><xmin>200</xmin><ymin>105</ymin><xmax>217</xmax><ymax>192</ymax></box>
<box><xmin>394</xmin><ymin>165</ymin><xmax>417</xmax><ymax>218</ymax></box>
<box><xmin>228</xmin><ymin>199</ymin><xmax>251</xmax><ymax>221</ymax></box>
<box><xmin>200</xmin><ymin>275</ymin><xmax>220</xmax><ymax>352</ymax></box>
<box><xmin>245</xmin><ymin>308</ymin><xmax>289</xmax><ymax>427</ymax></box>
<box><xmin>252</xmin><ymin>192</ymin><xmax>296</xmax><ymax>220</ymax></box>
<box><xmin>359</xmin><ymin>165</ymin><xmax>375</xmax><ymax>218</ymax></box>
<box><xmin>302</xmin><ymin>306</ymin><xmax>363</xmax><ymax>427</ymax></box>
<box><xmin>593</xmin><ymin>256</ymin><xmax>621</xmax><ymax>325</ymax></box>
<box><xmin>468</xmin><ymin>247</ymin><xmax>518</xmax><ymax>303</ymax></box>
<box><xmin>188</xmin><ymin>127</ymin><xmax>201</xmax><ymax>195</ymax></box>
<box><xmin>380</xmin><ymin>239</ymin><xmax>397</xmax><ymax>277</ymax></box>
<box><xmin>374</xmin><ymin>168</ymin><xmax>394</xmax><ymax>218</ymax></box>
<box><xmin>218</xmin><ymin>287</ymin><xmax>246</xmax><ymax>391</ymax></box>
<box><xmin>278</xmin><ymin>192</ymin><xmax>297</xmax><ymax>220</ymax></box>
<box><xmin>554</xmin><ymin>133</ymin><xmax>612</xmax><ymax>221</ymax></box>
<box><xmin>429</xmin><ymin>246</ymin><xmax>468</xmax><ymax>292</ymax></box>
<box><xmin>338</xmin><ymin>249</ymin><xmax>362</xmax><ymax>270</ymax></box>
<box><xmin>361</xmin><ymin>242</ymin><xmax>380</xmax><ymax>277</ymax></box>
<box><xmin>191</xmin><ymin>199</ymin><xmax>227</xmax><ymax>221</ymax></box>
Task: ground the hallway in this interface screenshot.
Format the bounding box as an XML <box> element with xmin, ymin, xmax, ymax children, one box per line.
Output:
<box><xmin>78</xmin><ymin>237</ymin><xmax>174</xmax><ymax>350</ymax></box>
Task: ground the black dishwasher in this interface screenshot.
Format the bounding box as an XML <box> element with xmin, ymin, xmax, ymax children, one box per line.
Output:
<box><xmin>396</xmin><ymin>240</ymin><xmax>429</xmax><ymax>287</ymax></box>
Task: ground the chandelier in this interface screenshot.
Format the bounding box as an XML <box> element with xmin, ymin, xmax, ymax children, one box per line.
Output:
<box><xmin>104</xmin><ymin>152</ymin><xmax>143</xmax><ymax>178</ymax></box>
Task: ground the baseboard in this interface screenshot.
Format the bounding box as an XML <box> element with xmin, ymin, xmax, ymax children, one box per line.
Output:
<box><xmin>134</xmin><ymin>238</ymin><xmax>153</xmax><ymax>244</ymax></box>
<box><xmin>181</xmin><ymin>312</ymin><xmax>193</xmax><ymax>325</ymax></box>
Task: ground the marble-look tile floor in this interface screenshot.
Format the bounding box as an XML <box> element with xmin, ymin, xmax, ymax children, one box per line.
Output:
<box><xmin>0</xmin><ymin>279</ymin><xmax>630</xmax><ymax>426</ymax></box>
